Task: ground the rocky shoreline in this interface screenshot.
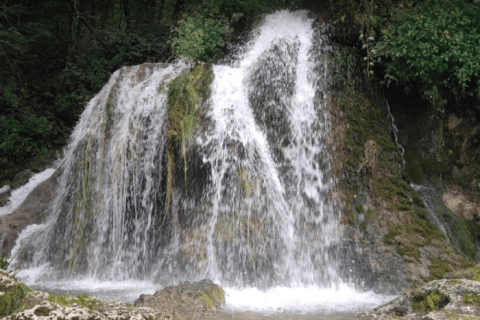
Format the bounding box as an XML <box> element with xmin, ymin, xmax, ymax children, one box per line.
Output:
<box><xmin>0</xmin><ymin>269</ymin><xmax>225</xmax><ymax>320</ymax></box>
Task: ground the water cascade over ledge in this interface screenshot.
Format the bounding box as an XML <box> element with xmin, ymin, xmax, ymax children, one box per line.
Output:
<box><xmin>11</xmin><ymin>10</ymin><xmax>394</xmax><ymax>314</ymax></box>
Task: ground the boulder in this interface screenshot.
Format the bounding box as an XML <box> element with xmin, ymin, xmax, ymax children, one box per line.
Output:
<box><xmin>11</xmin><ymin>170</ymin><xmax>34</xmax><ymax>189</ymax></box>
<box><xmin>354</xmin><ymin>278</ymin><xmax>480</xmax><ymax>319</ymax></box>
<box><xmin>134</xmin><ymin>279</ymin><xmax>225</xmax><ymax>320</ymax></box>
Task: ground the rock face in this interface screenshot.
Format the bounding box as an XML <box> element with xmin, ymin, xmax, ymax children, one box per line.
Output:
<box><xmin>0</xmin><ymin>269</ymin><xmax>170</xmax><ymax>320</ymax></box>
<box><xmin>134</xmin><ymin>279</ymin><xmax>225</xmax><ymax>320</ymax></box>
<box><xmin>0</xmin><ymin>170</ymin><xmax>58</xmax><ymax>256</ymax></box>
<box><xmin>0</xmin><ymin>185</ymin><xmax>10</xmax><ymax>207</ymax></box>
<box><xmin>11</xmin><ymin>170</ymin><xmax>34</xmax><ymax>189</ymax></box>
<box><xmin>355</xmin><ymin>266</ymin><xmax>480</xmax><ymax>320</ymax></box>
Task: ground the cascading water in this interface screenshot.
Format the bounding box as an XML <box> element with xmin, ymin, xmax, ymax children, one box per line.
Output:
<box><xmin>11</xmin><ymin>10</ymin><xmax>393</xmax><ymax>315</ymax></box>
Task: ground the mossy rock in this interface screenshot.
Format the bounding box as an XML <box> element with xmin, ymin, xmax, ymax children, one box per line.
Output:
<box><xmin>134</xmin><ymin>279</ymin><xmax>225</xmax><ymax>319</ymax></box>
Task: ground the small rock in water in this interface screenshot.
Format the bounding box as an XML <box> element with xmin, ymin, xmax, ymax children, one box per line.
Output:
<box><xmin>134</xmin><ymin>279</ymin><xmax>225</xmax><ymax>319</ymax></box>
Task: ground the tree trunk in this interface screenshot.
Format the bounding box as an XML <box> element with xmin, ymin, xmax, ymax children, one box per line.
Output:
<box><xmin>122</xmin><ymin>0</ymin><xmax>130</xmax><ymax>30</ymax></box>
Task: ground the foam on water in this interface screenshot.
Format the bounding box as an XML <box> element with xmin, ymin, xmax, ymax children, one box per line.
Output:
<box><xmin>0</xmin><ymin>168</ymin><xmax>56</xmax><ymax>217</ymax></box>
<box><xmin>16</xmin><ymin>267</ymin><xmax>158</xmax><ymax>303</ymax></box>
<box><xmin>224</xmin><ymin>286</ymin><xmax>395</xmax><ymax>314</ymax></box>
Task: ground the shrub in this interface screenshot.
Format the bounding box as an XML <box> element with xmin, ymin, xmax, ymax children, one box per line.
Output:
<box><xmin>171</xmin><ymin>5</ymin><xmax>231</xmax><ymax>63</ymax></box>
<box><xmin>373</xmin><ymin>0</ymin><xmax>480</xmax><ymax>110</ymax></box>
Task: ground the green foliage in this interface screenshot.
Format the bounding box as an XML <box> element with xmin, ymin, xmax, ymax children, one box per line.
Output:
<box><xmin>171</xmin><ymin>4</ymin><xmax>231</xmax><ymax>63</ymax></box>
<box><xmin>422</xmin><ymin>258</ymin><xmax>453</xmax><ymax>282</ymax></box>
<box><xmin>0</xmin><ymin>115</ymin><xmax>52</xmax><ymax>161</ymax></box>
<box><xmin>373</xmin><ymin>0</ymin><xmax>480</xmax><ymax>110</ymax></box>
<box><xmin>383</xmin><ymin>220</ymin><xmax>444</xmax><ymax>261</ymax></box>
<box><xmin>355</xmin><ymin>204</ymin><xmax>364</xmax><ymax>213</ymax></box>
<box><xmin>0</xmin><ymin>258</ymin><xmax>9</xmax><ymax>270</ymax></box>
<box><xmin>452</xmin><ymin>217</ymin><xmax>476</xmax><ymax>260</ymax></box>
<box><xmin>0</xmin><ymin>283</ymin><xmax>30</xmax><ymax>317</ymax></box>
<box><xmin>165</xmin><ymin>64</ymin><xmax>214</xmax><ymax>209</ymax></box>
<box><xmin>463</xmin><ymin>293</ymin><xmax>473</xmax><ymax>304</ymax></box>
<box><xmin>411</xmin><ymin>290</ymin><xmax>449</xmax><ymax>313</ymax></box>
<box><xmin>48</xmin><ymin>293</ymin><xmax>99</xmax><ymax>310</ymax></box>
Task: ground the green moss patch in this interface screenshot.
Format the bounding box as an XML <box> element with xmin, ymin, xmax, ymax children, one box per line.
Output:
<box><xmin>383</xmin><ymin>220</ymin><xmax>444</xmax><ymax>262</ymax></box>
<box><xmin>164</xmin><ymin>63</ymin><xmax>214</xmax><ymax>212</ymax></box>
<box><xmin>48</xmin><ymin>293</ymin><xmax>99</xmax><ymax>310</ymax></box>
<box><xmin>411</xmin><ymin>290</ymin><xmax>449</xmax><ymax>313</ymax></box>
<box><xmin>0</xmin><ymin>283</ymin><xmax>31</xmax><ymax>317</ymax></box>
<box><xmin>34</xmin><ymin>306</ymin><xmax>52</xmax><ymax>316</ymax></box>
<box><xmin>197</xmin><ymin>286</ymin><xmax>225</xmax><ymax>309</ymax></box>
<box><xmin>452</xmin><ymin>217</ymin><xmax>477</xmax><ymax>260</ymax></box>
<box><xmin>422</xmin><ymin>259</ymin><xmax>454</xmax><ymax>282</ymax></box>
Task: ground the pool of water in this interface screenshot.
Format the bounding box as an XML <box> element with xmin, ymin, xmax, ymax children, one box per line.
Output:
<box><xmin>16</xmin><ymin>268</ymin><xmax>394</xmax><ymax>319</ymax></box>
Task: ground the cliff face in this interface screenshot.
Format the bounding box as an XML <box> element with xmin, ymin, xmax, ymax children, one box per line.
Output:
<box><xmin>327</xmin><ymin>44</ymin><xmax>480</xmax><ymax>293</ymax></box>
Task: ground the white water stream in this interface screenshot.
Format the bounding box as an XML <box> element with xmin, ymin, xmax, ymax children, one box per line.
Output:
<box><xmin>10</xmin><ymin>10</ymin><xmax>395</xmax><ymax>316</ymax></box>
<box><xmin>0</xmin><ymin>168</ymin><xmax>56</xmax><ymax>217</ymax></box>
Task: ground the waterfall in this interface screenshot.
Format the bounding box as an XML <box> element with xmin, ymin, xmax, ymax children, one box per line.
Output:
<box><xmin>10</xmin><ymin>10</ymin><xmax>394</xmax><ymax>312</ymax></box>
<box><xmin>386</xmin><ymin>99</ymin><xmax>405</xmax><ymax>163</ymax></box>
<box><xmin>13</xmin><ymin>63</ymin><xmax>187</xmax><ymax>280</ymax></box>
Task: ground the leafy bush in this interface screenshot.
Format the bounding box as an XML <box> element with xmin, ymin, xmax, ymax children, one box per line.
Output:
<box><xmin>373</xmin><ymin>0</ymin><xmax>480</xmax><ymax>110</ymax></box>
<box><xmin>171</xmin><ymin>8</ymin><xmax>230</xmax><ymax>63</ymax></box>
<box><xmin>0</xmin><ymin>115</ymin><xmax>52</xmax><ymax>161</ymax></box>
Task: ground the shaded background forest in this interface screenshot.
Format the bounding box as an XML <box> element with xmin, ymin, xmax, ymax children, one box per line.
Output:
<box><xmin>1</xmin><ymin>0</ymin><xmax>479</xmax><ymax>185</ymax></box>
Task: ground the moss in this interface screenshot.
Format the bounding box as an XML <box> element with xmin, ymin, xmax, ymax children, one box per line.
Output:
<box><xmin>411</xmin><ymin>290</ymin><xmax>449</xmax><ymax>313</ymax></box>
<box><xmin>377</xmin><ymin>135</ymin><xmax>399</xmax><ymax>151</ymax></box>
<box><xmin>48</xmin><ymin>293</ymin><xmax>99</xmax><ymax>310</ymax></box>
<box><xmin>198</xmin><ymin>293</ymin><xmax>214</xmax><ymax>308</ymax></box>
<box><xmin>0</xmin><ymin>283</ymin><xmax>30</xmax><ymax>317</ymax></box>
<box><xmin>404</xmin><ymin>144</ymin><xmax>425</xmax><ymax>184</ymax></box>
<box><xmin>397</xmin><ymin>246</ymin><xmax>422</xmax><ymax>262</ymax></box>
<box><xmin>473</xmin><ymin>270</ymin><xmax>480</xmax><ymax>281</ymax></box>
<box><xmin>463</xmin><ymin>293</ymin><xmax>473</xmax><ymax>303</ymax></box>
<box><xmin>354</xmin><ymin>204</ymin><xmax>364</xmax><ymax>213</ymax></box>
<box><xmin>373</xmin><ymin>176</ymin><xmax>411</xmax><ymax>203</ymax></box>
<box><xmin>165</xmin><ymin>63</ymin><xmax>213</xmax><ymax>207</ymax></box>
<box><xmin>343</xmin><ymin>209</ymin><xmax>355</xmax><ymax>226</ymax></box>
<box><xmin>452</xmin><ymin>217</ymin><xmax>476</xmax><ymax>259</ymax></box>
<box><xmin>34</xmin><ymin>306</ymin><xmax>52</xmax><ymax>316</ymax></box>
<box><xmin>409</xmin><ymin>189</ymin><xmax>425</xmax><ymax>208</ymax></box>
<box><xmin>334</xmin><ymin>68</ymin><xmax>399</xmax><ymax>195</ymax></box>
<box><xmin>384</xmin><ymin>220</ymin><xmax>444</xmax><ymax>262</ymax></box>
<box><xmin>414</xmin><ymin>207</ymin><xmax>429</xmax><ymax>221</ymax></box>
<box><xmin>456</xmin><ymin>174</ymin><xmax>473</xmax><ymax>190</ymax></box>
<box><xmin>383</xmin><ymin>228</ymin><xmax>402</xmax><ymax>245</ymax></box>
<box><xmin>386</xmin><ymin>203</ymin><xmax>414</xmax><ymax>213</ymax></box>
<box><xmin>423</xmin><ymin>258</ymin><xmax>454</xmax><ymax>282</ymax></box>
<box><xmin>210</xmin><ymin>286</ymin><xmax>225</xmax><ymax>305</ymax></box>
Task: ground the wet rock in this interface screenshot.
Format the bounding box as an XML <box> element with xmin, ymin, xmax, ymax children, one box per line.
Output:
<box><xmin>354</xmin><ymin>278</ymin><xmax>480</xmax><ymax>320</ymax></box>
<box><xmin>0</xmin><ymin>170</ymin><xmax>59</xmax><ymax>256</ymax></box>
<box><xmin>134</xmin><ymin>279</ymin><xmax>225</xmax><ymax>320</ymax></box>
<box><xmin>11</xmin><ymin>170</ymin><xmax>34</xmax><ymax>189</ymax></box>
<box><xmin>0</xmin><ymin>185</ymin><xmax>10</xmax><ymax>207</ymax></box>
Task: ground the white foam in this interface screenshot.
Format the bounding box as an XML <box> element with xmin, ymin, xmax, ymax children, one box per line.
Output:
<box><xmin>0</xmin><ymin>168</ymin><xmax>56</xmax><ymax>217</ymax></box>
<box><xmin>0</xmin><ymin>185</ymin><xmax>10</xmax><ymax>194</ymax></box>
<box><xmin>16</xmin><ymin>267</ymin><xmax>158</xmax><ymax>303</ymax></box>
<box><xmin>224</xmin><ymin>285</ymin><xmax>395</xmax><ymax>314</ymax></box>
